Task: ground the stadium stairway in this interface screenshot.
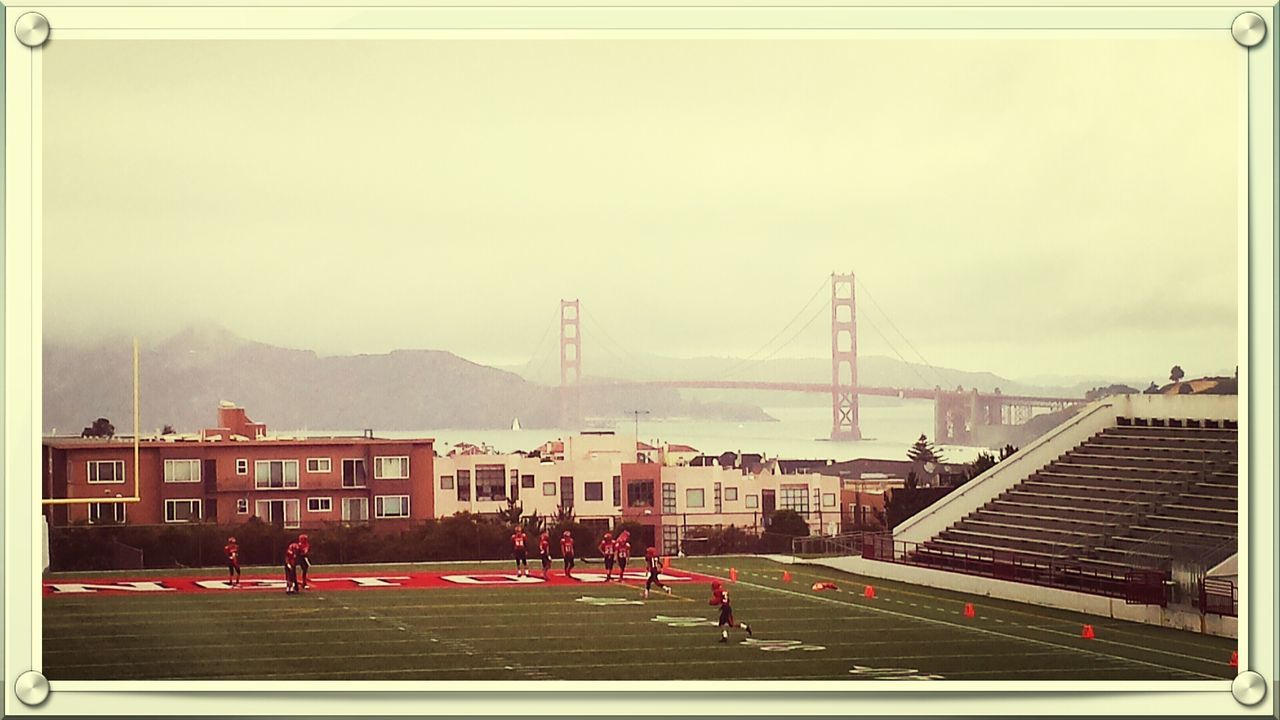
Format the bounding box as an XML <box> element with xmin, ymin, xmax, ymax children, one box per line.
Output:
<box><xmin>909</xmin><ymin>419</ymin><xmax>1238</xmax><ymax>583</ymax></box>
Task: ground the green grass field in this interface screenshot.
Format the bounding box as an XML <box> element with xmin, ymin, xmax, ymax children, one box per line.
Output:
<box><xmin>42</xmin><ymin>556</ymin><xmax>1236</xmax><ymax>681</ymax></box>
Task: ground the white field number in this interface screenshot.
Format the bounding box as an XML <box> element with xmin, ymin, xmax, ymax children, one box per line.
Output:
<box><xmin>740</xmin><ymin>638</ymin><xmax>825</xmax><ymax>652</ymax></box>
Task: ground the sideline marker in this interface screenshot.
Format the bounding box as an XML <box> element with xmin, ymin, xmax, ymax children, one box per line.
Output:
<box><xmin>863</xmin><ymin>585</ymin><xmax>876</xmax><ymax>599</ymax></box>
<box><xmin>729</xmin><ymin>568</ymin><xmax>738</xmax><ymax>583</ymax></box>
<box><xmin>1081</xmin><ymin>624</ymin><xmax>1095</xmax><ymax>639</ymax></box>
<box><xmin>1230</xmin><ymin>650</ymin><xmax>1238</xmax><ymax>668</ymax></box>
<box><xmin>963</xmin><ymin>603</ymin><xmax>975</xmax><ymax>618</ymax></box>
<box><xmin>782</xmin><ymin>571</ymin><xmax>792</xmax><ymax>583</ymax></box>
<box><xmin>662</xmin><ymin>556</ymin><xmax>671</xmax><ymax>571</ymax></box>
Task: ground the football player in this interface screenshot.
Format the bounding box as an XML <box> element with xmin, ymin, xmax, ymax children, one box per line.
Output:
<box><xmin>283</xmin><ymin>540</ymin><xmax>301</xmax><ymax>595</ymax></box>
<box><xmin>224</xmin><ymin>536</ymin><xmax>241</xmax><ymax>587</ymax></box>
<box><xmin>297</xmin><ymin>533</ymin><xmax>312</xmax><ymax>590</ymax></box>
<box><xmin>511</xmin><ymin>525</ymin><xmax>529</xmax><ymax>577</ymax></box>
<box><xmin>559</xmin><ymin>530</ymin><xmax>576</xmax><ymax>578</ymax></box>
<box><xmin>538</xmin><ymin>530</ymin><xmax>552</xmax><ymax>579</ymax></box>
<box><xmin>709</xmin><ymin>579</ymin><xmax>752</xmax><ymax>642</ymax></box>
<box><xmin>599</xmin><ymin>532</ymin><xmax>616</xmax><ymax>581</ymax></box>
<box><xmin>614</xmin><ymin>530</ymin><xmax>631</xmax><ymax>580</ymax></box>
<box><xmin>642</xmin><ymin>546</ymin><xmax>671</xmax><ymax>599</ymax></box>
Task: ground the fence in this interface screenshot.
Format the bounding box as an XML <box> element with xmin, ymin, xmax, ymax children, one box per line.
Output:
<box><xmin>1199</xmin><ymin>577</ymin><xmax>1237</xmax><ymax>617</ymax></box>
<box><xmin>860</xmin><ymin>534</ymin><xmax>1169</xmax><ymax>605</ymax></box>
<box><xmin>791</xmin><ymin>531</ymin><xmax>868</xmax><ymax>557</ymax></box>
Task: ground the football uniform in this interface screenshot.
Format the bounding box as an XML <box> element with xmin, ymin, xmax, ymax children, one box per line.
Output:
<box><xmin>224</xmin><ymin>541</ymin><xmax>241</xmax><ymax>586</ymax></box>
<box><xmin>709</xmin><ymin>581</ymin><xmax>751</xmax><ymax>641</ymax></box>
<box><xmin>615</xmin><ymin>539</ymin><xmax>631</xmax><ymax>576</ymax></box>
<box><xmin>599</xmin><ymin>536</ymin><xmax>616</xmax><ymax>579</ymax></box>
<box><xmin>297</xmin><ymin>535</ymin><xmax>311</xmax><ymax>589</ymax></box>
<box><xmin>512</xmin><ymin>531</ymin><xmax>529</xmax><ymax>576</ymax></box>
<box><xmin>643</xmin><ymin>547</ymin><xmax>669</xmax><ymax>597</ymax></box>
<box><xmin>284</xmin><ymin>542</ymin><xmax>300</xmax><ymax>594</ymax></box>
<box><xmin>560</xmin><ymin>535</ymin><xmax>575</xmax><ymax>576</ymax></box>
<box><xmin>538</xmin><ymin>534</ymin><xmax>552</xmax><ymax>577</ymax></box>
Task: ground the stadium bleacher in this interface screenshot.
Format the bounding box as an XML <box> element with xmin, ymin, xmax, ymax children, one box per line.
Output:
<box><xmin>912</xmin><ymin>418</ymin><xmax>1238</xmax><ymax>581</ymax></box>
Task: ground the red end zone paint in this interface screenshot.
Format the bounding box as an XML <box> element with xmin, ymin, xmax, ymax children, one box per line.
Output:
<box><xmin>43</xmin><ymin>570</ymin><xmax>716</xmax><ymax>596</ymax></box>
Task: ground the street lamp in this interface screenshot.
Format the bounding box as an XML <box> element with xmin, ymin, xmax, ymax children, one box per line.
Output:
<box><xmin>631</xmin><ymin>409</ymin><xmax>650</xmax><ymax>462</ymax></box>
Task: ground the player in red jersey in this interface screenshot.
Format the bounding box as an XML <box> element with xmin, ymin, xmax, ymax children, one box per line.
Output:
<box><xmin>538</xmin><ymin>531</ymin><xmax>552</xmax><ymax>579</ymax></box>
<box><xmin>614</xmin><ymin>530</ymin><xmax>631</xmax><ymax>580</ymax></box>
<box><xmin>642</xmin><ymin>546</ymin><xmax>671</xmax><ymax>599</ymax></box>
<box><xmin>709</xmin><ymin>579</ymin><xmax>752</xmax><ymax>642</ymax></box>
<box><xmin>224</xmin><ymin>536</ymin><xmax>241</xmax><ymax>587</ymax></box>
<box><xmin>599</xmin><ymin>532</ymin><xmax>616</xmax><ymax>581</ymax></box>
<box><xmin>283</xmin><ymin>541</ymin><xmax>301</xmax><ymax>594</ymax></box>
<box><xmin>511</xmin><ymin>525</ymin><xmax>530</xmax><ymax>577</ymax></box>
<box><xmin>560</xmin><ymin>530</ymin><xmax>576</xmax><ymax>578</ymax></box>
<box><xmin>297</xmin><ymin>533</ymin><xmax>312</xmax><ymax>589</ymax></box>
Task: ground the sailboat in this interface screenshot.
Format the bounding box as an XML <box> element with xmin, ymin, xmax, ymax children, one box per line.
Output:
<box><xmin>511</xmin><ymin>418</ymin><xmax>522</xmax><ymax>432</ymax></box>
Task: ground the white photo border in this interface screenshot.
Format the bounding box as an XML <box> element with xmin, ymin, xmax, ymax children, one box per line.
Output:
<box><xmin>3</xmin><ymin>1</ymin><xmax>1275</xmax><ymax>716</ymax></box>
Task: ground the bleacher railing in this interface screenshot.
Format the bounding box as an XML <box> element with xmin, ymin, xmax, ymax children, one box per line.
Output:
<box><xmin>860</xmin><ymin>533</ymin><xmax>1168</xmax><ymax>605</ymax></box>
<box><xmin>1199</xmin><ymin>577</ymin><xmax>1237</xmax><ymax>617</ymax></box>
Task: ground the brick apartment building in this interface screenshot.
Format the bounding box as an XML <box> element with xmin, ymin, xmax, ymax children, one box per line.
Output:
<box><xmin>42</xmin><ymin>404</ymin><xmax>435</xmax><ymax>530</ymax></box>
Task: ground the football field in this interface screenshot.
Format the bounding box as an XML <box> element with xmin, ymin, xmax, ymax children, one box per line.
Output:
<box><xmin>42</xmin><ymin>556</ymin><xmax>1236</xmax><ymax>681</ymax></box>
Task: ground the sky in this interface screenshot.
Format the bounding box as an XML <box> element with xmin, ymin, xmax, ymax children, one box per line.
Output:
<box><xmin>42</xmin><ymin>37</ymin><xmax>1239</xmax><ymax>382</ymax></box>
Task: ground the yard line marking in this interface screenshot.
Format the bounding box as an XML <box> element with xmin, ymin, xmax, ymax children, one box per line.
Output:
<box><xmin>696</xmin><ymin>567</ymin><xmax>1225</xmax><ymax>679</ymax></box>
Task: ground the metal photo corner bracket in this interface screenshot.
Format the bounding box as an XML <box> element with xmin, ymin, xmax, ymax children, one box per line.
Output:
<box><xmin>13</xmin><ymin>10</ymin><xmax>50</xmax><ymax>47</ymax></box>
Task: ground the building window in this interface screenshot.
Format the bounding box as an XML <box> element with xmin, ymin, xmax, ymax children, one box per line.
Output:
<box><xmin>542</xmin><ymin>482</ymin><xmax>556</xmax><ymax>496</ymax></box>
<box><xmin>342</xmin><ymin>497</ymin><xmax>369</xmax><ymax>523</ymax></box>
<box><xmin>375</xmin><ymin>495</ymin><xmax>410</xmax><ymax>518</ymax></box>
<box><xmin>713</xmin><ymin>482</ymin><xmax>722</xmax><ymax>513</ymax></box>
<box><xmin>306</xmin><ymin>458</ymin><xmax>332</xmax><ymax>473</ymax></box>
<box><xmin>236</xmin><ymin>498</ymin><xmax>249</xmax><ymax>514</ymax></box>
<box><xmin>88</xmin><ymin>503</ymin><xmax>126</xmax><ymax>525</ymax></box>
<box><xmin>779</xmin><ymin>486</ymin><xmax>810</xmax><ymax>515</ymax></box>
<box><xmin>661</xmin><ymin>482</ymin><xmax>675</xmax><ymax>513</ymax></box>
<box><xmin>342</xmin><ymin>459</ymin><xmax>367</xmax><ymax>488</ymax></box>
<box><xmin>686</xmin><ymin>488</ymin><xmax>705</xmax><ymax>509</ymax></box>
<box><xmin>307</xmin><ymin>497</ymin><xmax>333</xmax><ymax>512</ymax></box>
<box><xmin>510</xmin><ymin>470</ymin><xmax>520</xmax><ymax>501</ymax></box>
<box><xmin>662</xmin><ymin>525</ymin><xmax>679</xmax><ymax>555</ymax></box>
<box><xmin>612</xmin><ymin>476</ymin><xmax>621</xmax><ymax>506</ymax></box>
<box><xmin>87</xmin><ymin>460</ymin><xmax>125</xmax><ymax>484</ymax></box>
<box><xmin>165</xmin><ymin>499</ymin><xmax>202</xmax><ymax>523</ymax></box>
<box><xmin>559</xmin><ymin>477</ymin><xmax>575</xmax><ymax>507</ymax></box>
<box><xmin>823</xmin><ymin>493</ymin><xmax>837</xmax><ymax>508</ymax></box>
<box><xmin>255</xmin><ymin>460</ymin><xmax>300</xmax><ymax>489</ymax></box>
<box><xmin>475</xmin><ymin>464</ymin><xmax>506</xmax><ymax>501</ymax></box>
<box><xmin>457</xmin><ymin>470</ymin><xmax>471</xmax><ymax>502</ymax></box>
<box><xmin>374</xmin><ymin>456</ymin><xmax>410</xmax><ymax>480</ymax></box>
<box><xmin>440</xmin><ymin>475</ymin><xmax>455</xmax><ymax>490</ymax></box>
<box><xmin>236</xmin><ymin>458</ymin><xmax>248</xmax><ymax>475</ymax></box>
<box><xmin>584</xmin><ymin>481</ymin><xmax>604</xmax><ymax>502</ymax></box>
<box><xmin>725</xmin><ymin>487</ymin><xmax>739</xmax><ymax>501</ymax></box>
<box><xmin>628</xmin><ymin>480</ymin><xmax>655</xmax><ymax>508</ymax></box>
<box><xmin>521</xmin><ymin>474</ymin><xmax>535</xmax><ymax>489</ymax></box>
<box><xmin>745</xmin><ymin>494</ymin><xmax>759</xmax><ymax>509</ymax></box>
<box><xmin>255</xmin><ymin>499</ymin><xmax>300</xmax><ymax>528</ymax></box>
<box><xmin>163</xmin><ymin>459</ymin><xmax>201</xmax><ymax>483</ymax></box>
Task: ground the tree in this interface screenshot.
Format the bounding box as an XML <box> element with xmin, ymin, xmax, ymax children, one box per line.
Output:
<box><xmin>1170</xmin><ymin>365</ymin><xmax>1185</xmax><ymax>383</ymax></box>
<box><xmin>553</xmin><ymin>504</ymin><xmax>574</xmax><ymax>526</ymax></box>
<box><xmin>966</xmin><ymin>444</ymin><xmax>1019</xmax><ymax>480</ymax></box>
<box><xmin>906</xmin><ymin>434</ymin><xmax>945</xmax><ymax>465</ymax></box>
<box><xmin>499</xmin><ymin>497</ymin><xmax>524</xmax><ymax>526</ymax></box>
<box><xmin>1144</xmin><ymin>382</ymin><xmax>1160</xmax><ymax>394</ymax></box>
<box><xmin>905</xmin><ymin>470</ymin><xmax>919</xmax><ymax>489</ymax></box>
<box><xmin>767</xmin><ymin>509</ymin><xmax>810</xmax><ymax>538</ymax></box>
<box><xmin>520</xmin><ymin>510</ymin><xmax>545</xmax><ymax>536</ymax></box>
<box><xmin>81</xmin><ymin>417</ymin><xmax>115</xmax><ymax>438</ymax></box>
<box><xmin>161</xmin><ymin>424</ymin><xmax>176</xmax><ymax>435</ymax></box>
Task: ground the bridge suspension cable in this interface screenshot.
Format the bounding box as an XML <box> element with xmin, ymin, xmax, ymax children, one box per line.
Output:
<box><xmin>517</xmin><ymin>307</ymin><xmax>561</xmax><ymax>382</ymax></box>
<box><xmin>855</xmin><ymin>276</ymin><xmax>949</xmax><ymax>388</ymax></box>
<box><xmin>579</xmin><ymin>306</ymin><xmax>655</xmax><ymax>381</ymax></box>
<box><xmin>716</xmin><ymin>275</ymin><xmax>830</xmax><ymax>380</ymax></box>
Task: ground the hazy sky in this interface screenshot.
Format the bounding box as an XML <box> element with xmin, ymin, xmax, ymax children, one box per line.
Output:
<box><xmin>43</xmin><ymin>37</ymin><xmax>1239</xmax><ymax>381</ymax></box>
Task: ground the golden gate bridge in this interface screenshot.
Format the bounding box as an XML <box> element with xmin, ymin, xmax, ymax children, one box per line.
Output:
<box><xmin>546</xmin><ymin>273</ymin><xmax>1083</xmax><ymax>445</ymax></box>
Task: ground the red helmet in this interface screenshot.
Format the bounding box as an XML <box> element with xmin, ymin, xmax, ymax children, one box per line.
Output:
<box><xmin>619</xmin><ymin>530</ymin><xmax>630</xmax><ymax>540</ymax></box>
<box><xmin>227</xmin><ymin>537</ymin><xmax>237</xmax><ymax>544</ymax></box>
<box><xmin>562</xmin><ymin>530</ymin><xmax>571</xmax><ymax>538</ymax></box>
<box><xmin>603</xmin><ymin>532</ymin><xmax>613</xmax><ymax>540</ymax></box>
<box><xmin>712</xmin><ymin>580</ymin><xmax>722</xmax><ymax>589</ymax></box>
<box><xmin>646</xmin><ymin>546</ymin><xmax>657</xmax><ymax>556</ymax></box>
<box><xmin>540</xmin><ymin>531</ymin><xmax>549</xmax><ymax>538</ymax></box>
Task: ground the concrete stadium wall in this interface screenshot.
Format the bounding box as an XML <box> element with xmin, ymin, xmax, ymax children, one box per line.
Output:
<box><xmin>893</xmin><ymin>398</ymin><xmax>1120</xmax><ymax>546</ymax></box>
<box><xmin>1110</xmin><ymin>393</ymin><xmax>1238</xmax><ymax>421</ymax></box>
<box><xmin>809</xmin><ymin>556</ymin><xmax>1237</xmax><ymax>638</ymax></box>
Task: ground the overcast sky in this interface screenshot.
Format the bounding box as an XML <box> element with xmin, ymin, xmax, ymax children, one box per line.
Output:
<box><xmin>43</xmin><ymin>37</ymin><xmax>1238</xmax><ymax>381</ymax></box>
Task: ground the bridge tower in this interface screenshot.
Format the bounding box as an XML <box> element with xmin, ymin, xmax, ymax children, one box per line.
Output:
<box><xmin>830</xmin><ymin>273</ymin><xmax>862</xmax><ymax>441</ymax></box>
<box><xmin>559</xmin><ymin>299</ymin><xmax>582</xmax><ymax>429</ymax></box>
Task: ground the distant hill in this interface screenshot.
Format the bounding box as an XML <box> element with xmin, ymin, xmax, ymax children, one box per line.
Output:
<box><xmin>41</xmin><ymin>325</ymin><xmax>771</xmax><ymax>434</ymax></box>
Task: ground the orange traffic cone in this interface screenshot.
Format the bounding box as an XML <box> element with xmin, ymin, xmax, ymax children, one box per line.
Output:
<box><xmin>1230</xmin><ymin>650</ymin><xmax>1238</xmax><ymax>668</ymax></box>
<box><xmin>782</xmin><ymin>570</ymin><xmax>792</xmax><ymax>583</ymax></box>
<box><xmin>729</xmin><ymin>568</ymin><xmax>738</xmax><ymax>583</ymax></box>
<box><xmin>1081</xmin><ymin>624</ymin><xmax>1095</xmax><ymax>639</ymax></box>
<box><xmin>963</xmin><ymin>603</ymin><xmax>975</xmax><ymax>618</ymax></box>
<box><xmin>864</xmin><ymin>585</ymin><xmax>876</xmax><ymax>599</ymax></box>
<box><xmin>662</xmin><ymin>556</ymin><xmax>671</xmax><ymax>571</ymax></box>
